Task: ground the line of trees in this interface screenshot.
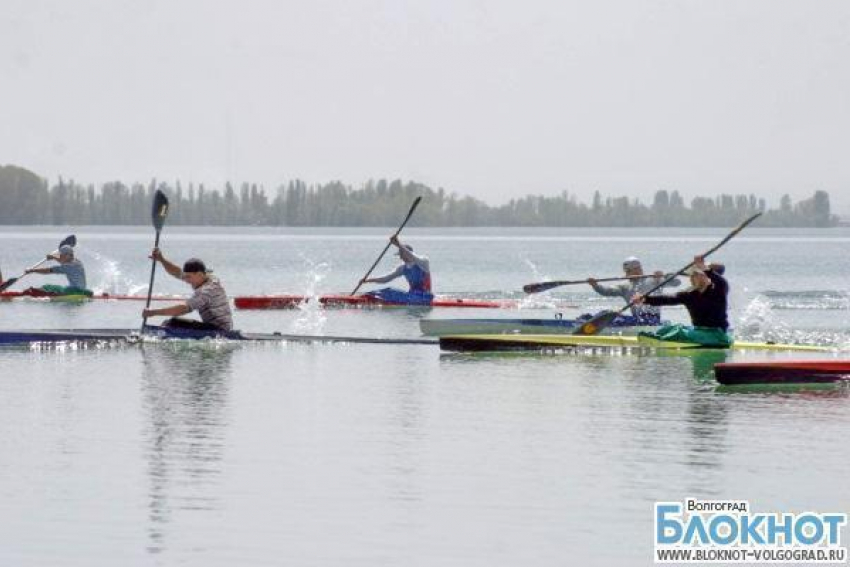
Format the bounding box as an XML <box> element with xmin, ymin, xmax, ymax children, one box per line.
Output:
<box><xmin>0</xmin><ymin>164</ymin><xmax>838</xmax><ymax>227</ymax></box>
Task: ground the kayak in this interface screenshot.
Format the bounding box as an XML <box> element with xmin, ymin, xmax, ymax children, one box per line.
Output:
<box><xmin>438</xmin><ymin>334</ymin><xmax>831</xmax><ymax>353</ymax></box>
<box><xmin>1</xmin><ymin>291</ymin><xmax>92</xmax><ymax>303</ymax></box>
<box><xmin>233</xmin><ymin>294</ymin><xmax>514</xmax><ymax>310</ymax></box>
<box><xmin>420</xmin><ymin>317</ymin><xmax>658</xmax><ymax>337</ymax></box>
<box><xmin>0</xmin><ymin>328</ymin><xmax>137</xmax><ymax>343</ymax></box>
<box><xmin>1</xmin><ymin>290</ymin><xmax>185</xmax><ymax>303</ymax></box>
<box><xmin>714</xmin><ymin>360</ymin><xmax>850</xmax><ymax>385</ymax></box>
<box><xmin>141</xmin><ymin>325</ymin><xmax>434</xmax><ymax>344</ymax></box>
<box><xmin>0</xmin><ymin>325</ymin><xmax>438</xmax><ymax>346</ymax></box>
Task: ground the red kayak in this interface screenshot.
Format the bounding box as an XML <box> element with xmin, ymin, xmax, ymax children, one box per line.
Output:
<box><xmin>714</xmin><ymin>360</ymin><xmax>850</xmax><ymax>385</ymax></box>
<box><xmin>233</xmin><ymin>294</ymin><xmax>514</xmax><ymax>310</ymax></box>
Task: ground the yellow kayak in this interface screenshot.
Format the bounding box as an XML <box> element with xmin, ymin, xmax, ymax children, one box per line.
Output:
<box><xmin>439</xmin><ymin>334</ymin><xmax>831</xmax><ymax>353</ymax></box>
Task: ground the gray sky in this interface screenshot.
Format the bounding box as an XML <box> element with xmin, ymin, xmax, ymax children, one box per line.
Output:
<box><xmin>2</xmin><ymin>0</ymin><xmax>849</xmax><ymax>212</ymax></box>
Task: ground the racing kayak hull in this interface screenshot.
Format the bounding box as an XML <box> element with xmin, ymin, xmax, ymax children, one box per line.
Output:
<box><xmin>0</xmin><ymin>325</ymin><xmax>437</xmax><ymax>346</ymax></box>
<box><xmin>714</xmin><ymin>360</ymin><xmax>850</xmax><ymax>385</ymax></box>
<box><xmin>233</xmin><ymin>294</ymin><xmax>511</xmax><ymax>310</ymax></box>
<box><xmin>1</xmin><ymin>291</ymin><xmax>184</xmax><ymax>303</ymax></box>
<box><xmin>438</xmin><ymin>334</ymin><xmax>830</xmax><ymax>353</ymax></box>
<box><xmin>420</xmin><ymin>317</ymin><xmax>658</xmax><ymax>336</ymax></box>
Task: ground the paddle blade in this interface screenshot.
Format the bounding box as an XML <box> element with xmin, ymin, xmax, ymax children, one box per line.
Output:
<box><xmin>0</xmin><ymin>277</ymin><xmax>19</xmax><ymax>293</ymax></box>
<box><xmin>60</xmin><ymin>234</ymin><xmax>77</xmax><ymax>248</ymax></box>
<box><xmin>523</xmin><ymin>281</ymin><xmax>564</xmax><ymax>294</ymax></box>
<box><xmin>572</xmin><ymin>311</ymin><xmax>619</xmax><ymax>335</ymax></box>
<box><xmin>152</xmin><ymin>190</ymin><xmax>169</xmax><ymax>231</ymax></box>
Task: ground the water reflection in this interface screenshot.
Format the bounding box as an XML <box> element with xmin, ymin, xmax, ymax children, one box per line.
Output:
<box><xmin>139</xmin><ymin>344</ymin><xmax>235</xmax><ymax>556</ymax></box>
<box><xmin>685</xmin><ymin>351</ymin><xmax>729</xmax><ymax>382</ymax></box>
<box><xmin>715</xmin><ymin>381</ymin><xmax>850</xmax><ymax>397</ymax></box>
<box><xmin>682</xmin><ymin>353</ymin><xmax>731</xmax><ymax>475</ymax></box>
<box><xmin>440</xmin><ymin>349</ymin><xmax>737</xmax><ymax>497</ymax></box>
<box><xmin>384</xmin><ymin>366</ymin><xmax>426</xmax><ymax>510</ymax></box>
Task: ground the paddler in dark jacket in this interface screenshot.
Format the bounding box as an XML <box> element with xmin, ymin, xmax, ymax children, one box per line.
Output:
<box><xmin>632</xmin><ymin>255</ymin><xmax>731</xmax><ymax>347</ymax></box>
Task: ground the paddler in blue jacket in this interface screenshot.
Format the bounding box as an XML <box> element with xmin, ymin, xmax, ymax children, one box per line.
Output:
<box><xmin>359</xmin><ymin>235</ymin><xmax>433</xmax><ymax>305</ymax></box>
<box><xmin>633</xmin><ymin>256</ymin><xmax>731</xmax><ymax>347</ymax></box>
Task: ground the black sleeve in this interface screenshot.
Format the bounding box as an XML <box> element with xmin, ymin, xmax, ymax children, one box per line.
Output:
<box><xmin>643</xmin><ymin>292</ymin><xmax>687</xmax><ymax>306</ymax></box>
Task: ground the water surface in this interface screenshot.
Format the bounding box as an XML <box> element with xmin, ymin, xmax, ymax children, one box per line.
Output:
<box><xmin>1</xmin><ymin>226</ymin><xmax>849</xmax><ymax>566</ymax></box>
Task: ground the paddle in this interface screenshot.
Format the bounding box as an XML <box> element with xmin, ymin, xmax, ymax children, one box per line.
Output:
<box><xmin>573</xmin><ymin>212</ymin><xmax>762</xmax><ymax>336</ymax></box>
<box><xmin>141</xmin><ymin>190</ymin><xmax>169</xmax><ymax>330</ymax></box>
<box><xmin>0</xmin><ymin>234</ymin><xmax>77</xmax><ymax>292</ymax></box>
<box><xmin>350</xmin><ymin>196</ymin><xmax>422</xmax><ymax>295</ymax></box>
<box><xmin>524</xmin><ymin>273</ymin><xmax>677</xmax><ymax>294</ymax></box>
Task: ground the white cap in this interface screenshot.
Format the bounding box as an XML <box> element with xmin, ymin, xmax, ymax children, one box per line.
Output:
<box><xmin>622</xmin><ymin>256</ymin><xmax>641</xmax><ymax>270</ymax></box>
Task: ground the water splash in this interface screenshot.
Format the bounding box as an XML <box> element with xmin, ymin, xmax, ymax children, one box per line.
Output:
<box><xmin>735</xmin><ymin>295</ymin><xmax>781</xmax><ymax>341</ymax></box>
<box><xmin>516</xmin><ymin>293</ymin><xmax>561</xmax><ymax>310</ymax></box>
<box><xmin>516</xmin><ymin>257</ymin><xmax>579</xmax><ymax>310</ymax></box>
<box><xmin>289</xmin><ymin>255</ymin><xmax>329</xmax><ymax>334</ymax></box>
<box><xmin>761</xmin><ymin>290</ymin><xmax>850</xmax><ymax>311</ymax></box>
<box><xmin>82</xmin><ymin>248</ymin><xmax>144</xmax><ymax>294</ymax></box>
<box><xmin>736</xmin><ymin>295</ymin><xmax>850</xmax><ymax>347</ymax></box>
<box><xmin>522</xmin><ymin>257</ymin><xmax>549</xmax><ymax>284</ymax></box>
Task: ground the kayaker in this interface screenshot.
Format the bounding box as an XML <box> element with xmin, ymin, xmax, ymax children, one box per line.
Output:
<box><xmin>586</xmin><ymin>256</ymin><xmax>679</xmax><ymax>325</ymax></box>
<box><xmin>359</xmin><ymin>235</ymin><xmax>433</xmax><ymax>304</ymax></box>
<box><xmin>632</xmin><ymin>255</ymin><xmax>731</xmax><ymax>347</ymax></box>
<box><xmin>141</xmin><ymin>249</ymin><xmax>233</xmax><ymax>331</ymax></box>
<box><xmin>24</xmin><ymin>244</ymin><xmax>91</xmax><ymax>295</ymax></box>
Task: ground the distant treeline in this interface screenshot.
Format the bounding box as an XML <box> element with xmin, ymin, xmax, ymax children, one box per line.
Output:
<box><xmin>0</xmin><ymin>164</ymin><xmax>838</xmax><ymax>227</ymax></box>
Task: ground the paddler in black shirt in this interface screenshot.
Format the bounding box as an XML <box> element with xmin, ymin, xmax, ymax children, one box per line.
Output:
<box><xmin>632</xmin><ymin>255</ymin><xmax>731</xmax><ymax>347</ymax></box>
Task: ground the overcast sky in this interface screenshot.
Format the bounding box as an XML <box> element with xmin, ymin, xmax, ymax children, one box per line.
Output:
<box><xmin>2</xmin><ymin>0</ymin><xmax>849</xmax><ymax>212</ymax></box>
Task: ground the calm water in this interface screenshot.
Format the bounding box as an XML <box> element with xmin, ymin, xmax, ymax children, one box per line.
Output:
<box><xmin>2</xmin><ymin>226</ymin><xmax>850</xmax><ymax>566</ymax></box>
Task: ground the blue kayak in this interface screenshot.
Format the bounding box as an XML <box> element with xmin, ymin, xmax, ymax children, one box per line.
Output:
<box><xmin>0</xmin><ymin>325</ymin><xmax>435</xmax><ymax>345</ymax></box>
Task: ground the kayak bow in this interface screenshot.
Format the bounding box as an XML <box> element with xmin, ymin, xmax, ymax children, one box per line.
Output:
<box><xmin>714</xmin><ymin>360</ymin><xmax>850</xmax><ymax>385</ymax></box>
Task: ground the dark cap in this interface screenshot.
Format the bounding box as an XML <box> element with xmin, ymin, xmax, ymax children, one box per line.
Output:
<box><xmin>183</xmin><ymin>258</ymin><xmax>207</xmax><ymax>273</ymax></box>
